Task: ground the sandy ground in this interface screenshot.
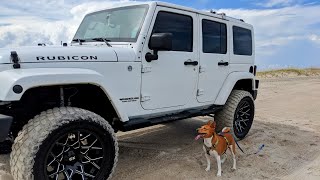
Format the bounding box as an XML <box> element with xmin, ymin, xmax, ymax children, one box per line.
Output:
<box><xmin>1</xmin><ymin>76</ymin><xmax>320</xmax><ymax>180</ymax></box>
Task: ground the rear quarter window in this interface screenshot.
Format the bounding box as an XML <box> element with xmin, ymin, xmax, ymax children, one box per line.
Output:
<box><xmin>233</xmin><ymin>26</ymin><xmax>252</xmax><ymax>56</ymax></box>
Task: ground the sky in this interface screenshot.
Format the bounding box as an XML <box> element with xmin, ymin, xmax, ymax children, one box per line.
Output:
<box><xmin>0</xmin><ymin>0</ymin><xmax>320</xmax><ymax>69</ymax></box>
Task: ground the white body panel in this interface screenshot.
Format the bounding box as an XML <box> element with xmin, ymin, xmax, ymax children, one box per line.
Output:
<box><xmin>214</xmin><ymin>72</ymin><xmax>255</xmax><ymax>105</ymax></box>
<box><xmin>140</xmin><ymin>6</ymin><xmax>199</xmax><ymax>110</ymax></box>
<box><xmin>197</xmin><ymin>15</ymin><xmax>230</xmax><ymax>103</ymax></box>
<box><xmin>0</xmin><ymin>1</ymin><xmax>257</xmax><ymax>123</ymax></box>
<box><xmin>0</xmin><ymin>46</ymin><xmax>118</xmax><ymax>63</ymax></box>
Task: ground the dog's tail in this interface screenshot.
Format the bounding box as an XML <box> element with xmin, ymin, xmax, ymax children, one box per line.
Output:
<box><xmin>222</xmin><ymin>127</ymin><xmax>231</xmax><ymax>133</ymax></box>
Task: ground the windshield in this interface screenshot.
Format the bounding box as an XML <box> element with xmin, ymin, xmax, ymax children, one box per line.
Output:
<box><xmin>73</xmin><ymin>5</ymin><xmax>149</xmax><ymax>42</ymax></box>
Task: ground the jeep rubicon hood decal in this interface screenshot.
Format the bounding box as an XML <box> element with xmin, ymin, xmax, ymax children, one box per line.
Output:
<box><xmin>0</xmin><ymin>46</ymin><xmax>118</xmax><ymax>64</ymax></box>
<box><xmin>36</xmin><ymin>55</ymin><xmax>99</xmax><ymax>61</ymax></box>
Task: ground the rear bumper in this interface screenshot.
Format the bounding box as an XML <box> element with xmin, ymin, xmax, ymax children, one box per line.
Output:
<box><xmin>0</xmin><ymin>114</ymin><xmax>13</xmax><ymax>142</ymax></box>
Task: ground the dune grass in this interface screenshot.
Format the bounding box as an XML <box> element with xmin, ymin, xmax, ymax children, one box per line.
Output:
<box><xmin>257</xmin><ymin>68</ymin><xmax>320</xmax><ymax>78</ymax></box>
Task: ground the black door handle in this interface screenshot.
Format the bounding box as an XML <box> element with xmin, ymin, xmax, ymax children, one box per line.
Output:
<box><xmin>184</xmin><ymin>61</ymin><xmax>198</xmax><ymax>66</ymax></box>
<box><xmin>218</xmin><ymin>61</ymin><xmax>229</xmax><ymax>66</ymax></box>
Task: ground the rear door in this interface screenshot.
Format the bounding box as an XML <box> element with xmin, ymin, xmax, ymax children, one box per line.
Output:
<box><xmin>197</xmin><ymin>15</ymin><xmax>229</xmax><ymax>103</ymax></box>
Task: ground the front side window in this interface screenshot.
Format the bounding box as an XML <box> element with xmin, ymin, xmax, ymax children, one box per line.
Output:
<box><xmin>202</xmin><ymin>19</ymin><xmax>227</xmax><ymax>54</ymax></box>
<box><xmin>151</xmin><ymin>11</ymin><xmax>193</xmax><ymax>52</ymax></box>
<box><xmin>233</xmin><ymin>26</ymin><xmax>252</xmax><ymax>56</ymax></box>
<box><xmin>73</xmin><ymin>5</ymin><xmax>149</xmax><ymax>42</ymax></box>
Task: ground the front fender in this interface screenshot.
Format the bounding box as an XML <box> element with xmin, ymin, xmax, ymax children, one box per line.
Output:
<box><xmin>214</xmin><ymin>72</ymin><xmax>255</xmax><ymax>105</ymax></box>
<box><xmin>0</xmin><ymin>68</ymin><xmax>129</xmax><ymax>121</ymax></box>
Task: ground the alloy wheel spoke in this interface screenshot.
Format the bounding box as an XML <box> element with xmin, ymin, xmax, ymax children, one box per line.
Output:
<box><xmin>83</xmin><ymin>155</ymin><xmax>101</xmax><ymax>170</ymax></box>
<box><xmin>242</xmin><ymin>120</ymin><xmax>248</xmax><ymax>126</ymax></box>
<box><xmin>73</xmin><ymin>164</ymin><xmax>96</xmax><ymax>179</ymax></box>
<box><xmin>235</xmin><ymin>121</ymin><xmax>240</xmax><ymax>132</ymax></box>
<box><xmin>46</xmin><ymin>130</ymin><xmax>103</xmax><ymax>180</ymax></box>
<box><xmin>81</xmin><ymin>146</ymin><xmax>103</xmax><ymax>150</ymax></box>
<box><xmin>80</xmin><ymin>133</ymin><xmax>92</xmax><ymax>141</ymax></box>
<box><xmin>48</xmin><ymin>163</ymin><xmax>65</xmax><ymax>177</ymax></box>
<box><xmin>63</xmin><ymin>168</ymin><xmax>73</xmax><ymax>180</ymax></box>
<box><xmin>240</xmin><ymin>105</ymin><xmax>249</xmax><ymax>111</ymax></box>
<box><xmin>82</xmin><ymin>139</ymin><xmax>98</xmax><ymax>155</ymax></box>
<box><xmin>63</xmin><ymin>171</ymin><xmax>72</xmax><ymax>180</ymax></box>
<box><xmin>75</xmin><ymin>169</ymin><xmax>95</xmax><ymax>178</ymax></box>
<box><xmin>90</xmin><ymin>161</ymin><xmax>101</xmax><ymax>170</ymax></box>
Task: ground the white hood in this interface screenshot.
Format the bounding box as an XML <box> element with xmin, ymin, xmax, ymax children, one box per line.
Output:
<box><xmin>0</xmin><ymin>45</ymin><xmax>120</xmax><ymax>64</ymax></box>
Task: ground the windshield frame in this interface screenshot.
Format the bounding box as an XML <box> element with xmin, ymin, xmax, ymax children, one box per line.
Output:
<box><xmin>72</xmin><ymin>4</ymin><xmax>149</xmax><ymax>43</ymax></box>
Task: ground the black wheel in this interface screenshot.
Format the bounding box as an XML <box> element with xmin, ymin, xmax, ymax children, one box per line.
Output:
<box><xmin>10</xmin><ymin>107</ymin><xmax>118</xmax><ymax>180</ymax></box>
<box><xmin>215</xmin><ymin>90</ymin><xmax>255</xmax><ymax>140</ymax></box>
<box><xmin>233</xmin><ymin>96</ymin><xmax>254</xmax><ymax>139</ymax></box>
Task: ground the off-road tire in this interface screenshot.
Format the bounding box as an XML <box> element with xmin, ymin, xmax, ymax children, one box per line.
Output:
<box><xmin>10</xmin><ymin>107</ymin><xmax>118</xmax><ymax>180</ymax></box>
<box><xmin>215</xmin><ymin>90</ymin><xmax>255</xmax><ymax>140</ymax></box>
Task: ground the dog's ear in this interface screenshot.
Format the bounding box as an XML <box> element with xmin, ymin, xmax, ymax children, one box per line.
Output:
<box><xmin>210</xmin><ymin>121</ymin><xmax>216</xmax><ymax>128</ymax></box>
<box><xmin>207</xmin><ymin>120</ymin><xmax>216</xmax><ymax>127</ymax></box>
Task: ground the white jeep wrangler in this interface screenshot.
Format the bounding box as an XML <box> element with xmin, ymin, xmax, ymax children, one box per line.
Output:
<box><xmin>0</xmin><ymin>1</ymin><xmax>259</xmax><ymax>179</ymax></box>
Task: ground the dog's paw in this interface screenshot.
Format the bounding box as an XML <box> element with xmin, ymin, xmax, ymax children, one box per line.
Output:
<box><xmin>232</xmin><ymin>167</ymin><xmax>237</xmax><ymax>171</ymax></box>
<box><xmin>216</xmin><ymin>173</ymin><xmax>222</xmax><ymax>177</ymax></box>
<box><xmin>205</xmin><ymin>167</ymin><xmax>210</xmax><ymax>172</ymax></box>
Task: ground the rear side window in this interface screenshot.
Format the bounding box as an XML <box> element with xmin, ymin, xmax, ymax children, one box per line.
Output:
<box><xmin>202</xmin><ymin>19</ymin><xmax>227</xmax><ymax>54</ymax></box>
<box><xmin>152</xmin><ymin>11</ymin><xmax>193</xmax><ymax>52</ymax></box>
<box><xmin>233</xmin><ymin>26</ymin><xmax>252</xmax><ymax>56</ymax></box>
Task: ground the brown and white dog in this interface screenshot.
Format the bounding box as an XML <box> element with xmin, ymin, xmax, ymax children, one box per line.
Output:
<box><xmin>195</xmin><ymin>120</ymin><xmax>236</xmax><ymax>177</ymax></box>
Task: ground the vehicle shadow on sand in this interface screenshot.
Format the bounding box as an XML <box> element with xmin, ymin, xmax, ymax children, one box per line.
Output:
<box><xmin>114</xmin><ymin>118</ymin><xmax>320</xmax><ymax>180</ymax></box>
<box><xmin>0</xmin><ymin>118</ymin><xmax>319</xmax><ymax>180</ymax></box>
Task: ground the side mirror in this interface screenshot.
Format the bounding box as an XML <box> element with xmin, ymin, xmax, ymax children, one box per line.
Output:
<box><xmin>146</xmin><ymin>33</ymin><xmax>172</xmax><ymax>62</ymax></box>
<box><xmin>149</xmin><ymin>33</ymin><xmax>173</xmax><ymax>51</ymax></box>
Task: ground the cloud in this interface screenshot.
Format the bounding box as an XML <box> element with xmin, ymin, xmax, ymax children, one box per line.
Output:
<box><xmin>0</xmin><ymin>0</ymin><xmax>319</xmax><ymax>69</ymax></box>
<box><xmin>0</xmin><ymin>0</ymin><xmax>134</xmax><ymax>47</ymax></box>
<box><xmin>257</xmin><ymin>0</ymin><xmax>297</xmax><ymax>7</ymax></box>
<box><xmin>213</xmin><ymin>5</ymin><xmax>320</xmax><ymax>55</ymax></box>
<box><xmin>309</xmin><ymin>34</ymin><xmax>320</xmax><ymax>43</ymax></box>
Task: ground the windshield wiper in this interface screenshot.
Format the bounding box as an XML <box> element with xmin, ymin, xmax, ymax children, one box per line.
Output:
<box><xmin>72</xmin><ymin>38</ymin><xmax>86</xmax><ymax>45</ymax></box>
<box><xmin>91</xmin><ymin>38</ymin><xmax>112</xmax><ymax>47</ymax></box>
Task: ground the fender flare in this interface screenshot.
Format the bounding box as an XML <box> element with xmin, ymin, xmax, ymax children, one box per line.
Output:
<box><xmin>214</xmin><ymin>72</ymin><xmax>255</xmax><ymax>105</ymax></box>
<box><xmin>0</xmin><ymin>68</ymin><xmax>129</xmax><ymax>122</ymax></box>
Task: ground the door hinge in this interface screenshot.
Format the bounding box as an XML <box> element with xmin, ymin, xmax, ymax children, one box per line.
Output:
<box><xmin>141</xmin><ymin>65</ymin><xmax>152</xmax><ymax>73</ymax></box>
<box><xmin>199</xmin><ymin>66</ymin><xmax>206</xmax><ymax>73</ymax></box>
<box><xmin>197</xmin><ymin>89</ymin><xmax>204</xmax><ymax>96</ymax></box>
<box><xmin>141</xmin><ymin>95</ymin><xmax>151</xmax><ymax>102</ymax></box>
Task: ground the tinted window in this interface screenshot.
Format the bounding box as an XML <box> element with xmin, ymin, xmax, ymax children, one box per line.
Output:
<box><xmin>151</xmin><ymin>11</ymin><xmax>193</xmax><ymax>52</ymax></box>
<box><xmin>202</xmin><ymin>19</ymin><xmax>227</xmax><ymax>54</ymax></box>
<box><xmin>233</xmin><ymin>26</ymin><xmax>252</xmax><ymax>56</ymax></box>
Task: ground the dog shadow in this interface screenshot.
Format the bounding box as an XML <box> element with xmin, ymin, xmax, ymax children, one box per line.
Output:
<box><xmin>114</xmin><ymin>118</ymin><xmax>320</xmax><ymax>180</ymax></box>
<box><xmin>0</xmin><ymin>118</ymin><xmax>319</xmax><ymax>180</ymax></box>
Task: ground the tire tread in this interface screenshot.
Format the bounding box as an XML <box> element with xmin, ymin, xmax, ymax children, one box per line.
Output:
<box><xmin>10</xmin><ymin>107</ymin><xmax>118</xmax><ymax>180</ymax></box>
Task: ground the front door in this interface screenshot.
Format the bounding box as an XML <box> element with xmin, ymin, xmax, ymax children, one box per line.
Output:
<box><xmin>141</xmin><ymin>8</ymin><xmax>198</xmax><ymax>110</ymax></box>
<box><xmin>197</xmin><ymin>15</ymin><xmax>230</xmax><ymax>103</ymax></box>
